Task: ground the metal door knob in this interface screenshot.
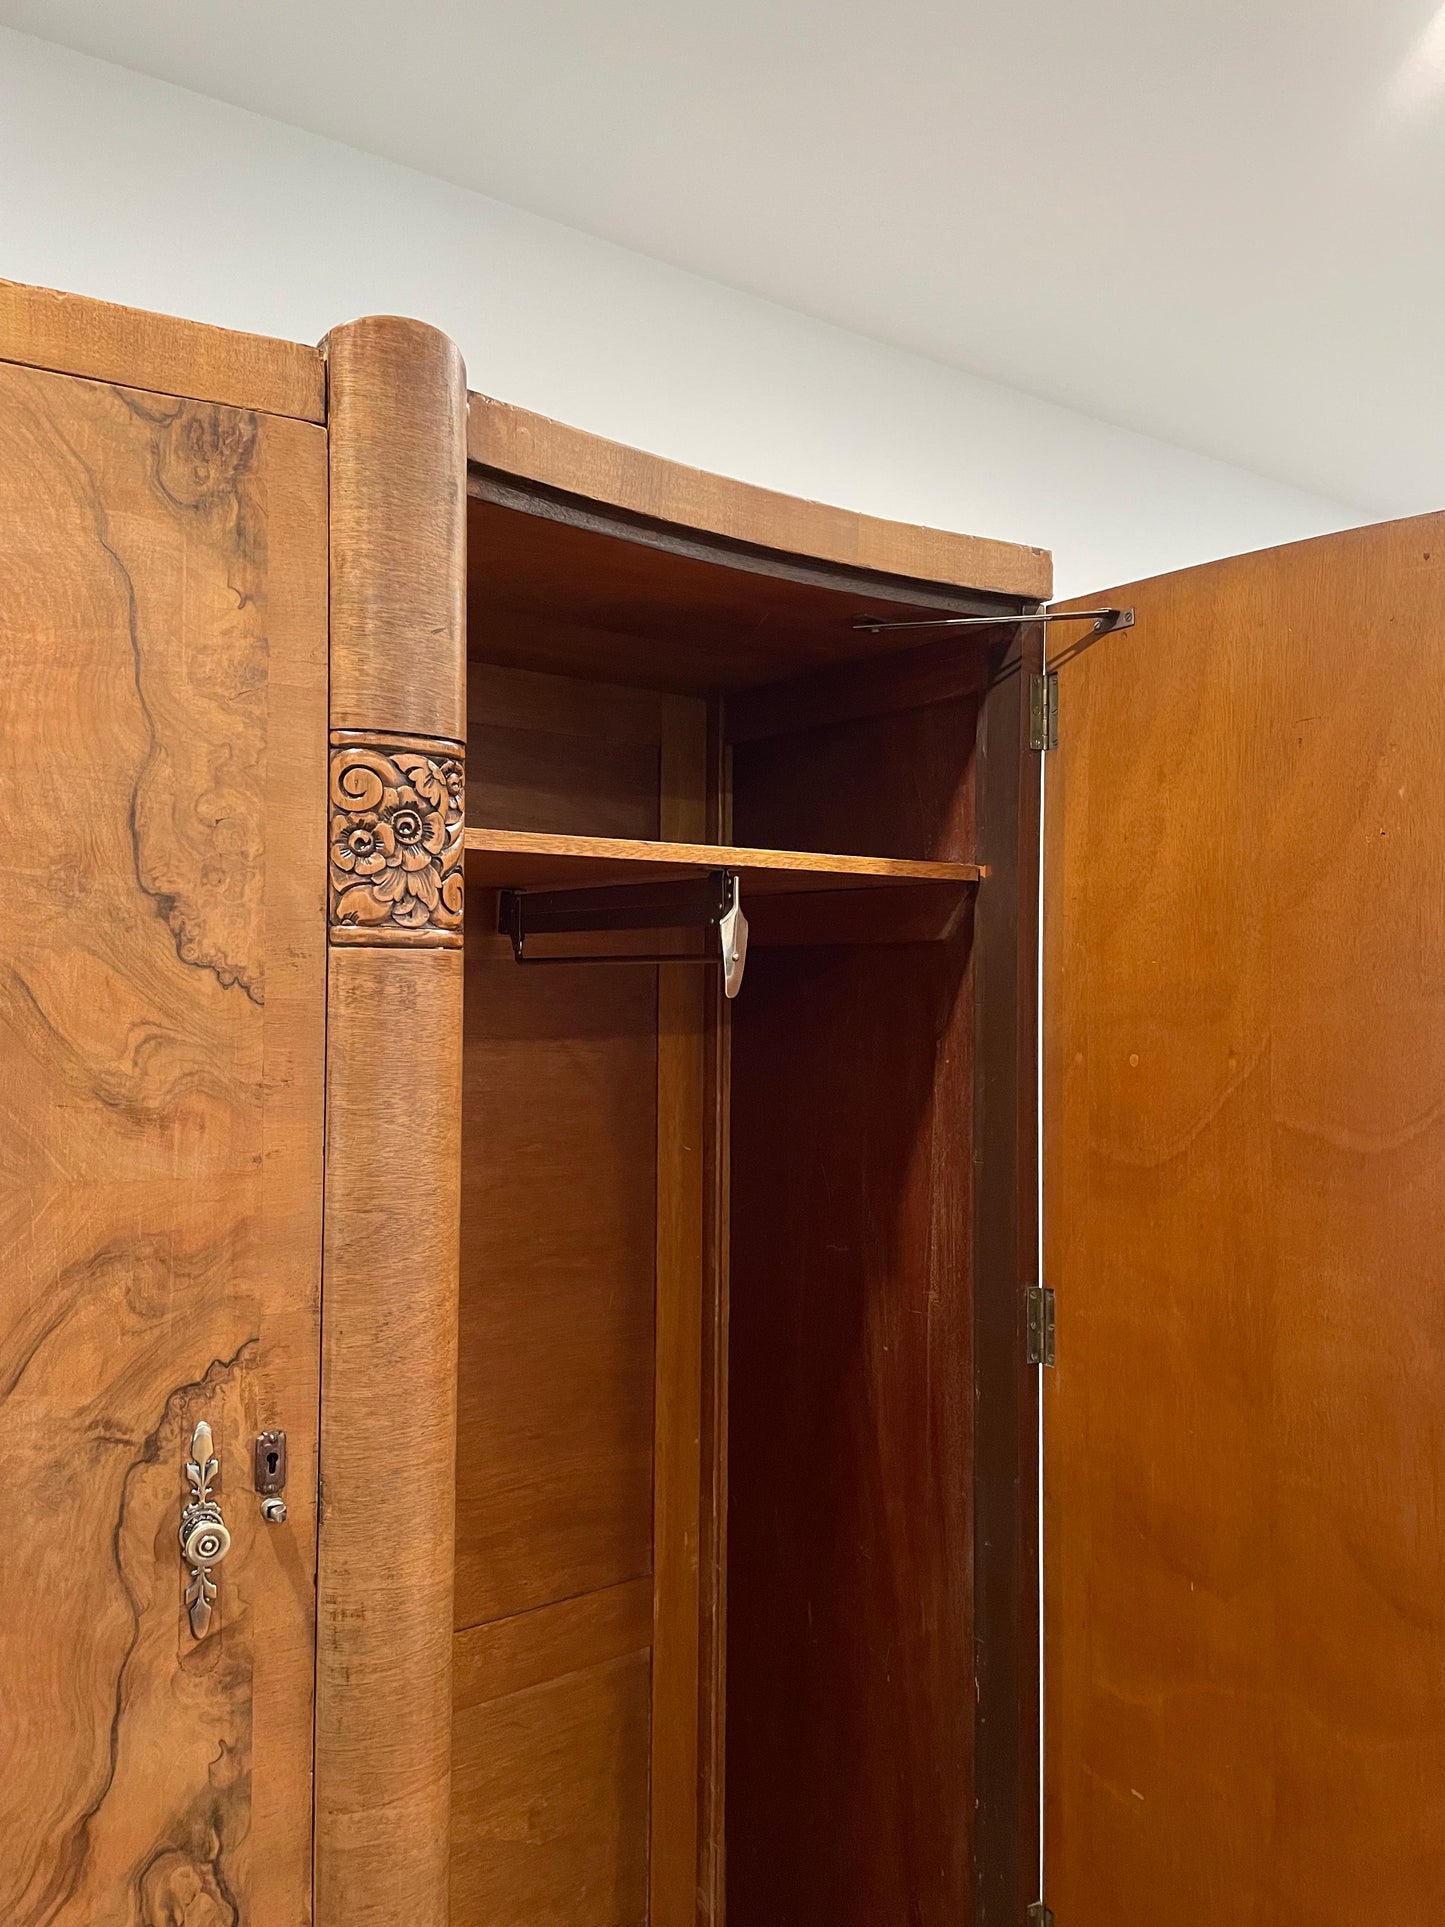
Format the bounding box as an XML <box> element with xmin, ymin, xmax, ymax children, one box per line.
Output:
<box><xmin>260</xmin><ymin>1496</ymin><xmax>288</xmax><ymax>1525</ymax></box>
<box><xmin>180</xmin><ymin>1504</ymin><xmax>232</xmax><ymax>1567</ymax></box>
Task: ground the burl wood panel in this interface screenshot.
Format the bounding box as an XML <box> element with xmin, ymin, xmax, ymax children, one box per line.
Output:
<box><xmin>468</xmin><ymin>393</ymin><xmax>1052</xmax><ymax>602</ymax></box>
<box><xmin>1044</xmin><ymin>517</ymin><xmax>1445</xmax><ymax>1923</ymax></box>
<box><xmin>0</xmin><ymin>362</ymin><xmax>327</xmax><ymax>1923</ymax></box>
<box><xmin>727</xmin><ymin>931</ymin><xmax>976</xmax><ymax>1927</ymax></box>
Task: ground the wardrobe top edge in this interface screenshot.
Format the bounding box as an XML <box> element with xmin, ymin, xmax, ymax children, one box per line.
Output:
<box><xmin>0</xmin><ymin>278</ymin><xmax>1053</xmax><ymax>603</ymax></box>
<box><xmin>466</xmin><ymin>392</ymin><xmax>1053</xmax><ymax>605</ymax></box>
<box><xmin>0</xmin><ymin>275</ymin><xmax>326</xmax><ymax>424</ymax></box>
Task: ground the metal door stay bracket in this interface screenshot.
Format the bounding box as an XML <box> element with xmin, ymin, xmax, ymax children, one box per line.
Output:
<box><xmin>499</xmin><ymin>868</ymin><xmax>749</xmax><ymax>998</ymax></box>
<box><xmin>851</xmin><ymin>606</ymin><xmax>1134</xmax><ymax>636</ymax></box>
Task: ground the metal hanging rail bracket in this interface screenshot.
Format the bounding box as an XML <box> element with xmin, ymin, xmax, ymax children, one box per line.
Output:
<box><xmin>851</xmin><ymin>606</ymin><xmax>1134</xmax><ymax>636</ymax></box>
<box><xmin>499</xmin><ymin>868</ymin><xmax>749</xmax><ymax>998</ymax></box>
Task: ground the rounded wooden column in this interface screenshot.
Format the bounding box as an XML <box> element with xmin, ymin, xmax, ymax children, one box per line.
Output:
<box><xmin>315</xmin><ymin>316</ymin><xmax>467</xmax><ymax>1927</ymax></box>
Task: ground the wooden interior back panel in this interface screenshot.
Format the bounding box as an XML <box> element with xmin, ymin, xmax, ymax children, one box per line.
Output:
<box><xmin>727</xmin><ymin>935</ymin><xmax>976</xmax><ymax>1927</ymax></box>
<box><xmin>731</xmin><ymin>694</ymin><xmax>979</xmax><ymax>860</ymax></box>
<box><xmin>727</xmin><ymin>697</ymin><xmax>978</xmax><ymax>1926</ymax></box>
<box><xmin>451</xmin><ymin>1652</ymin><xmax>652</xmax><ymax>1927</ymax></box>
<box><xmin>0</xmin><ymin>362</ymin><xmax>326</xmax><ymax>1922</ymax></box>
<box><xmin>467</xmin><ymin>661</ymin><xmax>664</xmax><ymax>839</ymax></box>
<box><xmin>455</xmin><ymin>661</ymin><xmax>711</xmax><ymax>1927</ymax></box>
<box><xmin>457</xmin><ymin>665</ymin><xmax>666</xmax><ymax>1630</ymax></box>
<box><xmin>469</xmin><ymin>722</ymin><xmax>661</xmax><ymax>837</ymax></box>
<box><xmin>1044</xmin><ymin>516</ymin><xmax>1445</xmax><ymax>1923</ymax></box>
<box><xmin>455</xmin><ymin>952</ymin><xmax>658</xmax><ymax>1626</ymax></box>
<box><xmin>467</xmin><ymin>489</ymin><xmax>1025</xmax><ymax>695</ymax></box>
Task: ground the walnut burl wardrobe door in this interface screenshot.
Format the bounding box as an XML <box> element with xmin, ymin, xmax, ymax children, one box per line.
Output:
<box><xmin>0</xmin><ymin>363</ymin><xmax>327</xmax><ymax>1924</ymax></box>
<box><xmin>1044</xmin><ymin>515</ymin><xmax>1445</xmax><ymax>1924</ymax></box>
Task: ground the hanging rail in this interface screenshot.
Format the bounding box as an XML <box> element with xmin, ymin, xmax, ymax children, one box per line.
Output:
<box><xmin>499</xmin><ymin>868</ymin><xmax>750</xmax><ymax>998</ymax></box>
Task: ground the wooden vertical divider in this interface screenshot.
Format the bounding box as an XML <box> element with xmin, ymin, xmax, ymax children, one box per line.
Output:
<box><xmin>314</xmin><ymin>316</ymin><xmax>468</xmax><ymax>1927</ymax></box>
<box><xmin>652</xmin><ymin>696</ymin><xmax>710</xmax><ymax>1924</ymax></box>
<box><xmin>697</xmin><ymin>699</ymin><xmax>734</xmax><ymax>1926</ymax></box>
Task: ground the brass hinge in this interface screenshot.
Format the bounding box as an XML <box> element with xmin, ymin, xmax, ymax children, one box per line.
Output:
<box><xmin>1027</xmin><ymin>1905</ymin><xmax>1055</xmax><ymax>1927</ymax></box>
<box><xmin>1026</xmin><ymin>1286</ymin><xmax>1056</xmax><ymax>1367</ymax></box>
<box><xmin>1028</xmin><ymin>671</ymin><xmax>1058</xmax><ymax>751</ymax></box>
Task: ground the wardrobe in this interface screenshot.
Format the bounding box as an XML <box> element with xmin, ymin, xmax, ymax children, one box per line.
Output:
<box><xmin>0</xmin><ymin>276</ymin><xmax>1440</xmax><ymax>1927</ymax></box>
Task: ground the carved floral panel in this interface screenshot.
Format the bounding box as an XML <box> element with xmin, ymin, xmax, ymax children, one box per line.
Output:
<box><xmin>329</xmin><ymin>739</ymin><xmax>464</xmax><ymax>945</ymax></box>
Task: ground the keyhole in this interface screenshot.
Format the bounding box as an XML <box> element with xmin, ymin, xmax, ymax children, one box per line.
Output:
<box><xmin>266</xmin><ymin>1450</ymin><xmax>279</xmax><ymax>1476</ymax></box>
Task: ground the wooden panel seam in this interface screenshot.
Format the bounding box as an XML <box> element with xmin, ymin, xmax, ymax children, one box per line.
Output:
<box><xmin>453</xmin><ymin>1577</ymin><xmax>655</xmax><ymax>1709</ymax></box>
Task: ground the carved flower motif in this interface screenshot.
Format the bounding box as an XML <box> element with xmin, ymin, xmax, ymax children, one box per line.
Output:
<box><xmin>329</xmin><ymin>745</ymin><xmax>465</xmax><ymax>940</ymax></box>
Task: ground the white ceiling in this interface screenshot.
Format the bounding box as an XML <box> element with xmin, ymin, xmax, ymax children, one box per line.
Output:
<box><xmin>5</xmin><ymin>0</ymin><xmax>1444</xmax><ymax>514</ymax></box>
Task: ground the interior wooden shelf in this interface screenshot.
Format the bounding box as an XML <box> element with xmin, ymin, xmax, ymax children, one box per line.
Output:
<box><xmin>464</xmin><ymin>829</ymin><xmax>981</xmax><ymax>948</ymax></box>
<box><xmin>464</xmin><ymin>827</ymin><xmax>983</xmax><ymax>894</ymax></box>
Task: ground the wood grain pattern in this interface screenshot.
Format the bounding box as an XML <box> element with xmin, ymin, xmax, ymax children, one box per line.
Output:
<box><xmin>455</xmin><ymin>940</ymin><xmax>658</xmax><ymax>1628</ymax></box>
<box><xmin>0</xmin><ymin>361</ymin><xmax>327</xmax><ymax>1924</ymax></box>
<box><xmin>326</xmin><ymin>316</ymin><xmax>467</xmax><ymax>740</ymax></box>
<box><xmin>315</xmin><ymin>315</ymin><xmax>468</xmax><ymax>1927</ymax></box>
<box><xmin>469</xmin><ymin>660</ymin><xmax>673</xmax><ymax>747</ymax></box>
<box><xmin>316</xmin><ymin>948</ymin><xmax>462</xmax><ymax>1926</ymax></box>
<box><xmin>0</xmin><ymin>275</ymin><xmax>324</xmax><ymax>420</ymax></box>
<box><xmin>469</xmin><ymin>730</ymin><xmax>660</xmax><ymax>840</ymax></box>
<box><xmin>465</xmin><ymin>827</ymin><xmax>981</xmax><ymax>890</ymax></box>
<box><xmin>450</xmin><ymin>1651</ymin><xmax>652</xmax><ymax>1927</ymax></box>
<box><xmin>453</xmin><ymin>1580</ymin><xmax>653</xmax><ymax>1710</ymax></box>
<box><xmin>1044</xmin><ymin>517</ymin><xmax>1445</xmax><ymax>1924</ymax></box>
<box><xmin>732</xmin><ymin>694</ymin><xmax>979</xmax><ymax>862</ymax></box>
<box><xmin>468</xmin><ymin>393</ymin><xmax>1052</xmax><ymax>601</ymax></box>
<box><xmin>454</xmin><ymin>668</ymin><xmax>713</xmax><ymax>1923</ymax></box>
<box><xmin>726</xmin><ymin>624</ymin><xmax>995</xmax><ymax>744</ymax></box>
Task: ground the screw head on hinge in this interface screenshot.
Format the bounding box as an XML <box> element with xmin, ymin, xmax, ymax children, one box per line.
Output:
<box><xmin>1027</xmin><ymin>1904</ymin><xmax>1055</xmax><ymax>1927</ymax></box>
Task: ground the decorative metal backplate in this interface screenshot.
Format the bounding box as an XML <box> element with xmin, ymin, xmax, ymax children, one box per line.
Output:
<box><xmin>328</xmin><ymin>733</ymin><xmax>465</xmax><ymax>947</ymax></box>
<box><xmin>180</xmin><ymin>1419</ymin><xmax>231</xmax><ymax>1639</ymax></box>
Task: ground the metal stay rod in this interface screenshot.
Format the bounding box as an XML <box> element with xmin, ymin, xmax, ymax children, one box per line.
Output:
<box><xmin>852</xmin><ymin>607</ymin><xmax>1134</xmax><ymax>636</ymax></box>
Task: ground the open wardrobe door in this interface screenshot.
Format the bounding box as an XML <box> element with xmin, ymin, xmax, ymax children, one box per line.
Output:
<box><xmin>1042</xmin><ymin>515</ymin><xmax>1445</xmax><ymax>1922</ymax></box>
